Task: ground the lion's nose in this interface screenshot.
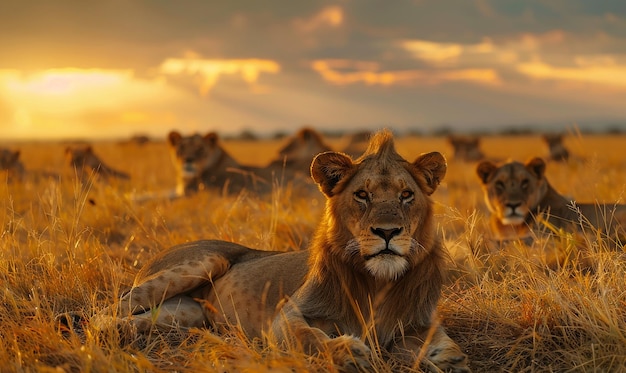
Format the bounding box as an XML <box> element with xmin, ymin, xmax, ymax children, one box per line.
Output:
<box><xmin>506</xmin><ymin>202</ymin><xmax>521</xmax><ymax>211</ymax></box>
<box><xmin>370</xmin><ymin>227</ymin><xmax>403</xmax><ymax>242</ymax></box>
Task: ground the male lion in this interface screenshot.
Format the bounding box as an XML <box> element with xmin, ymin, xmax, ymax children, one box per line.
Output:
<box><xmin>93</xmin><ymin>129</ymin><xmax>469</xmax><ymax>372</ymax></box>
<box><xmin>476</xmin><ymin>157</ymin><xmax>626</xmax><ymax>240</ymax></box>
<box><xmin>65</xmin><ymin>145</ymin><xmax>130</xmax><ymax>181</ymax></box>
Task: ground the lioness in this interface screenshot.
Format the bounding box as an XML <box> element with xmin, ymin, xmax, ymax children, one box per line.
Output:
<box><xmin>542</xmin><ymin>133</ymin><xmax>570</xmax><ymax>162</ymax></box>
<box><xmin>168</xmin><ymin>131</ymin><xmax>273</xmax><ymax>196</ymax></box>
<box><xmin>266</xmin><ymin>127</ymin><xmax>333</xmax><ymax>175</ymax></box>
<box><xmin>342</xmin><ymin>130</ymin><xmax>372</xmax><ymax>158</ymax></box>
<box><xmin>93</xmin><ymin>129</ymin><xmax>469</xmax><ymax>372</ymax></box>
<box><xmin>65</xmin><ymin>145</ymin><xmax>130</xmax><ymax>181</ymax></box>
<box><xmin>0</xmin><ymin>148</ymin><xmax>25</xmax><ymax>182</ymax></box>
<box><xmin>476</xmin><ymin>157</ymin><xmax>626</xmax><ymax>240</ymax></box>
<box><xmin>447</xmin><ymin>135</ymin><xmax>485</xmax><ymax>162</ymax></box>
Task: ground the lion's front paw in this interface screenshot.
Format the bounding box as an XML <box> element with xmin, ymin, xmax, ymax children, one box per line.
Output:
<box><xmin>324</xmin><ymin>335</ymin><xmax>372</xmax><ymax>373</ymax></box>
<box><xmin>426</xmin><ymin>342</ymin><xmax>470</xmax><ymax>373</ymax></box>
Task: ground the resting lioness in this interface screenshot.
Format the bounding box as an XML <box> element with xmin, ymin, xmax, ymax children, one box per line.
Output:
<box><xmin>92</xmin><ymin>129</ymin><xmax>469</xmax><ymax>372</ymax></box>
<box><xmin>65</xmin><ymin>145</ymin><xmax>130</xmax><ymax>182</ymax></box>
<box><xmin>542</xmin><ymin>133</ymin><xmax>569</xmax><ymax>162</ymax></box>
<box><xmin>476</xmin><ymin>157</ymin><xmax>626</xmax><ymax>241</ymax></box>
<box><xmin>168</xmin><ymin>131</ymin><xmax>271</xmax><ymax>196</ymax></box>
<box><xmin>0</xmin><ymin>148</ymin><xmax>25</xmax><ymax>182</ymax></box>
<box><xmin>266</xmin><ymin>127</ymin><xmax>332</xmax><ymax>176</ymax></box>
<box><xmin>447</xmin><ymin>135</ymin><xmax>485</xmax><ymax>162</ymax></box>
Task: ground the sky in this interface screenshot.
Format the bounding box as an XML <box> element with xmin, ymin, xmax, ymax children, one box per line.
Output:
<box><xmin>1</xmin><ymin>0</ymin><xmax>626</xmax><ymax>140</ymax></box>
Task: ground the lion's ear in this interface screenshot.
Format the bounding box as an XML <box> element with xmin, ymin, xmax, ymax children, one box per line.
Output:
<box><xmin>311</xmin><ymin>151</ymin><xmax>354</xmax><ymax>197</ymax></box>
<box><xmin>476</xmin><ymin>161</ymin><xmax>497</xmax><ymax>184</ymax></box>
<box><xmin>168</xmin><ymin>131</ymin><xmax>182</xmax><ymax>146</ymax></box>
<box><xmin>204</xmin><ymin>132</ymin><xmax>219</xmax><ymax>146</ymax></box>
<box><xmin>525</xmin><ymin>157</ymin><xmax>546</xmax><ymax>178</ymax></box>
<box><xmin>412</xmin><ymin>152</ymin><xmax>447</xmax><ymax>195</ymax></box>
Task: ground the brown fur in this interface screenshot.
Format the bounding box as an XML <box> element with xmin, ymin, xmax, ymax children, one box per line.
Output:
<box><xmin>342</xmin><ymin>130</ymin><xmax>372</xmax><ymax>158</ymax></box>
<box><xmin>65</xmin><ymin>145</ymin><xmax>130</xmax><ymax>181</ymax></box>
<box><xmin>266</xmin><ymin>127</ymin><xmax>332</xmax><ymax>175</ymax></box>
<box><xmin>477</xmin><ymin>157</ymin><xmax>626</xmax><ymax>241</ymax></box>
<box><xmin>0</xmin><ymin>148</ymin><xmax>25</xmax><ymax>182</ymax></box>
<box><xmin>93</xmin><ymin>129</ymin><xmax>469</xmax><ymax>372</ymax></box>
<box><xmin>447</xmin><ymin>135</ymin><xmax>485</xmax><ymax>162</ymax></box>
<box><xmin>542</xmin><ymin>133</ymin><xmax>570</xmax><ymax>162</ymax></box>
<box><xmin>167</xmin><ymin>130</ymin><xmax>272</xmax><ymax>196</ymax></box>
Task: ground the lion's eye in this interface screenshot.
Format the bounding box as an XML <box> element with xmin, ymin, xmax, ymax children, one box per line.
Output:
<box><xmin>400</xmin><ymin>190</ymin><xmax>414</xmax><ymax>202</ymax></box>
<box><xmin>495</xmin><ymin>181</ymin><xmax>505</xmax><ymax>193</ymax></box>
<box><xmin>521</xmin><ymin>179</ymin><xmax>529</xmax><ymax>189</ymax></box>
<box><xmin>354</xmin><ymin>190</ymin><xmax>369</xmax><ymax>201</ymax></box>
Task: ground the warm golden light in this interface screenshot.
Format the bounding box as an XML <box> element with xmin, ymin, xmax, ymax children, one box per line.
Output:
<box><xmin>517</xmin><ymin>60</ymin><xmax>626</xmax><ymax>88</ymax></box>
<box><xmin>401</xmin><ymin>38</ymin><xmax>496</xmax><ymax>67</ymax></box>
<box><xmin>0</xmin><ymin>68</ymin><xmax>183</xmax><ymax>139</ymax></box>
<box><xmin>311</xmin><ymin>59</ymin><xmax>500</xmax><ymax>86</ymax></box>
<box><xmin>293</xmin><ymin>5</ymin><xmax>344</xmax><ymax>33</ymax></box>
<box><xmin>401</xmin><ymin>40</ymin><xmax>463</xmax><ymax>66</ymax></box>
<box><xmin>4</xmin><ymin>68</ymin><xmax>130</xmax><ymax>96</ymax></box>
<box><xmin>159</xmin><ymin>57</ymin><xmax>281</xmax><ymax>95</ymax></box>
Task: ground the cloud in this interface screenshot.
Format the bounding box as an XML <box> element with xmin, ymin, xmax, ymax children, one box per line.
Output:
<box><xmin>292</xmin><ymin>5</ymin><xmax>344</xmax><ymax>33</ymax></box>
<box><xmin>516</xmin><ymin>58</ymin><xmax>626</xmax><ymax>89</ymax></box>
<box><xmin>398</xmin><ymin>32</ymin><xmax>626</xmax><ymax>92</ymax></box>
<box><xmin>159</xmin><ymin>54</ymin><xmax>281</xmax><ymax>95</ymax></box>
<box><xmin>311</xmin><ymin>59</ymin><xmax>500</xmax><ymax>86</ymax></box>
<box><xmin>400</xmin><ymin>40</ymin><xmax>465</xmax><ymax>67</ymax></box>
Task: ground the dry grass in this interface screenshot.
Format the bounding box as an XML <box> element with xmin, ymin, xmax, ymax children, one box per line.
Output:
<box><xmin>1</xmin><ymin>132</ymin><xmax>625</xmax><ymax>372</ymax></box>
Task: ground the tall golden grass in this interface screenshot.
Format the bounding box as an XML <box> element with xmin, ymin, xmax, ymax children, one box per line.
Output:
<box><xmin>1</xmin><ymin>132</ymin><xmax>625</xmax><ymax>372</ymax></box>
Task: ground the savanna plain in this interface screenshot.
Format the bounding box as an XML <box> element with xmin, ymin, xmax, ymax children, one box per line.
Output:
<box><xmin>1</xmin><ymin>131</ymin><xmax>625</xmax><ymax>372</ymax></box>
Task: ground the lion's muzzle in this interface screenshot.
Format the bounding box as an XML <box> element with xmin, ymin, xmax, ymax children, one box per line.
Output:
<box><xmin>370</xmin><ymin>227</ymin><xmax>402</xmax><ymax>243</ymax></box>
<box><xmin>501</xmin><ymin>202</ymin><xmax>528</xmax><ymax>225</ymax></box>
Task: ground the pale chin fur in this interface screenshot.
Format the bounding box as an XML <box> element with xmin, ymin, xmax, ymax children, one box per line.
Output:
<box><xmin>181</xmin><ymin>170</ymin><xmax>198</xmax><ymax>179</ymax></box>
<box><xmin>501</xmin><ymin>216</ymin><xmax>525</xmax><ymax>225</ymax></box>
<box><xmin>365</xmin><ymin>256</ymin><xmax>409</xmax><ymax>281</ymax></box>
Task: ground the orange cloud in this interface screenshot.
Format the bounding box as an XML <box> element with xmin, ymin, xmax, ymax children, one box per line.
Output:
<box><xmin>401</xmin><ymin>40</ymin><xmax>464</xmax><ymax>66</ymax></box>
<box><xmin>311</xmin><ymin>59</ymin><xmax>500</xmax><ymax>86</ymax></box>
<box><xmin>401</xmin><ymin>39</ymin><xmax>495</xmax><ymax>67</ymax></box>
<box><xmin>516</xmin><ymin>59</ymin><xmax>626</xmax><ymax>88</ymax></box>
<box><xmin>293</xmin><ymin>6</ymin><xmax>343</xmax><ymax>32</ymax></box>
<box><xmin>159</xmin><ymin>56</ymin><xmax>280</xmax><ymax>95</ymax></box>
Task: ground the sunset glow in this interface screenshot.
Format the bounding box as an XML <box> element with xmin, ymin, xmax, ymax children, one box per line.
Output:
<box><xmin>0</xmin><ymin>2</ymin><xmax>624</xmax><ymax>140</ymax></box>
<box><xmin>0</xmin><ymin>68</ymin><xmax>182</xmax><ymax>139</ymax></box>
<box><xmin>311</xmin><ymin>59</ymin><xmax>501</xmax><ymax>86</ymax></box>
<box><xmin>160</xmin><ymin>57</ymin><xmax>281</xmax><ymax>95</ymax></box>
<box><xmin>3</xmin><ymin>69</ymin><xmax>130</xmax><ymax>96</ymax></box>
<box><xmin>517</xmin><ymin>60</ymin><xmax>626</xmax><ymax>88</ymax></box>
